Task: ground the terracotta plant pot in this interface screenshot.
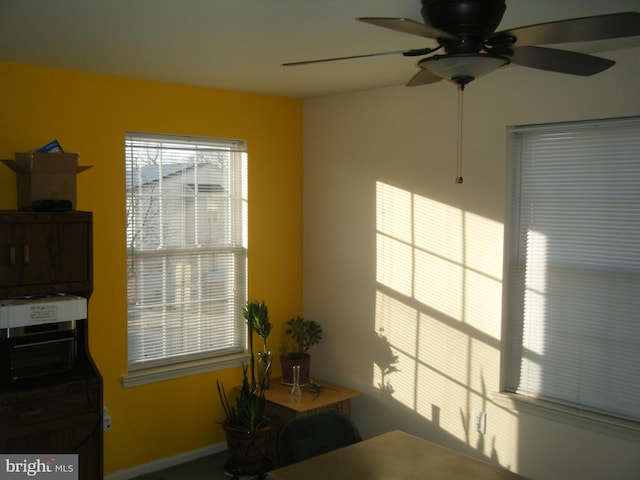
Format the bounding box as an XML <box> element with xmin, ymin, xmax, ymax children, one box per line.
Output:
<box><xmin>222</xmin><ymin>422</ymin><xmax>272</xmax><ymax>475</ymax></box>
<box><xmin>280</xmin><ymin>353</ymin><xmax>311</xmax><ymax>385</ymax></box>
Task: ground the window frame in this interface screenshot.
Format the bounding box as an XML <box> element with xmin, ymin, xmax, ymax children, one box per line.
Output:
<box><xmin>122</xmin><ymin>132</ymin><xmax>249</xmax><ymax>387</ymax></box>
<box><xmin>500</xmin><ymin>116</ymin><xmax>640</xmax><ymax>437</ymax></box>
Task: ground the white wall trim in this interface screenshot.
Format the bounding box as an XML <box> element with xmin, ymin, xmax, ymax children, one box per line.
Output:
<box><xmin>121</xmin><ymin>352</ymin><xmax>250</xmax><ymax>388</ymax></box>
<box><xmin>493</xmin><ymin>392</ymin><xmax>640</xmax><ymax>441</ymax></box>
<box><xmin>105</xmin><ymin>442</ymin><xmax>227</xmax><ymax>480</ymax></box>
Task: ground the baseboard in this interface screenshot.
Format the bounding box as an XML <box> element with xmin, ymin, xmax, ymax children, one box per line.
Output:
<box><xmin>105</xmin><ymin>441</ymin><xmax>228</xmax><ymax>480</ymax></box>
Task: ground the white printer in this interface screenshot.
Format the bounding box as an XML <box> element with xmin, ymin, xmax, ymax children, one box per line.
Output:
<box><xmin>0</xmin><ymin>294</ymin><xmax>87</xmax><ymax>381</ymax></box>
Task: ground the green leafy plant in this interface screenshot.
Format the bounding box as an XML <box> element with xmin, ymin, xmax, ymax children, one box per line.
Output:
<box><xmin>283</xmin><ymin>316</ymin><xmax>322</xmax><ymax>357</ymax></box>
<box><xmin>244</xmin><ymin>300</ymin><xmax>272</xmax><ymax>353</ymax></box>
<box><xmin>217</xmin><ymin>363</ymin><xmax>270</xmax><ymax>430</ymax></box>
<box><xmin>216</xmin><ymin>300</ymin><xmax>272</xmax><ymax>430</ymax></box>
<box><xmin>244</xmin><ymin>299</ymin><xmax>273</xmax><ymax>387</ymax></box>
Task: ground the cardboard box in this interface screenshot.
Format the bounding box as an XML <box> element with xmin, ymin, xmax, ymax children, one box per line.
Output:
<box><xmin>1</xmin><ymin>152</ymin><xmax>92</xmax><ymax>209</ymax></box>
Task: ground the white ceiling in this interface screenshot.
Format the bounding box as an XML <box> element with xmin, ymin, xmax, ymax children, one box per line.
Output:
<box><xmin>1</xmin><ymin>0</ymin><xmax>639</xmax><ymax>98</ymax></box>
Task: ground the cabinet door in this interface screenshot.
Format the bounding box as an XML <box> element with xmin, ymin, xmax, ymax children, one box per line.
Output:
<box><xmin>0</xmin><ymin>416</ymin><xmax>101</xmax><ymax>480</ymax></box>
<box><xmin>0</xmin><ymin>377</ymin><xmax>102</xmax><ymax>479</ymax></box>
<box><xmin>0</xmin><ymin>212</ymin><xmax>92</xmax><ymax>296</ymax></box>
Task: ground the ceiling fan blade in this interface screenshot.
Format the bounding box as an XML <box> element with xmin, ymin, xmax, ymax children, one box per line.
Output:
<box><xmin>283</xmin><ymin>47</ymin><xmax>436</xmax><ymax>67</ymax></box>
<box><xmin>491</xmin><ymin>12</ymin><xmax>640</xmax><ymax>47</ymax></box>
<box><xmin>510</xmin><ymin>46</ymin><xmax>615</xmax><ymax>76</ymax></box>
<box><xmin>406</xmin><ymin>69</ymin><xmax>442</xmax><ymax>87</ymax></box>
<box><xmin>358</xmin><ymin>17</ymin><xmax>458</xmax><ymax>41</ymax></box>
<box><xmin>283</xmin><ymin>49</ymin><xmax>411</xmax><ymax>66</ymax></box>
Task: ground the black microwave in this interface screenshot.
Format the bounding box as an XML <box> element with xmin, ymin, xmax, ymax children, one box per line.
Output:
<box><xmin>0</xmin><ymin>320</ymin><xmax>77</xmax><ymax>382</ymax></box>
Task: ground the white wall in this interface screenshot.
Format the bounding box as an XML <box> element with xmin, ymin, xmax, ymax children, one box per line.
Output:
<box><xmin>303</xmin><ymin>46</ymin><xmax>640</xmax><ymax>480</ymax></box>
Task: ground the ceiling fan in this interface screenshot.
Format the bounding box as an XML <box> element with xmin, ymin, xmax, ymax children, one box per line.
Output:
<box><xmin>284</xmin><ymin>0</ymin><xmax>640</xmax><ymax>89</ymax></box>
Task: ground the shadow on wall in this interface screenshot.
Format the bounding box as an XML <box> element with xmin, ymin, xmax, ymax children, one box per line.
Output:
<box><xmin>347</xmin><ymin>180</ymin><xmax>514</xmax><ymax>470</ymax></box>
<box><xmin>361</xmin><ymin>329</ymin><xmax>508</xmax><ymax>469</ymax></box>
<box><xmin>371</xmin><ymin>330</ymin><xmax>399</xmax><ymax>395</ymax></box>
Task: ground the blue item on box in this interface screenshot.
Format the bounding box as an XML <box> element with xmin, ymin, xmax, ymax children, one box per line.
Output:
<box><xmin>36</xmin><ymin>139</ymin><xmax>64</xmax><ymax>153</ymax></box>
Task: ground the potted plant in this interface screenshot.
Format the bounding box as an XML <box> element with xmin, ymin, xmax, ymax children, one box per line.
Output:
<box><xmin>216</xmin><ymin>301</ymin><xmax>273</xmax><ymax>476</ymax></box>
<box><xmin>244</xmin><ymin>300</ymin><xmax>273</xmax><ymax>388</ymax></box>
<box><xmin>280</xmin><ymin>316</ymin><xmax>322</xmax><ymax>385</ymax></box>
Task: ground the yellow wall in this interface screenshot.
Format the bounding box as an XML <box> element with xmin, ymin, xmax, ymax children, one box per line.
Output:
<box><xmin>0</xmin><ymin>62</ymin><xmax>303</xmax><ymax>474</ymax></box>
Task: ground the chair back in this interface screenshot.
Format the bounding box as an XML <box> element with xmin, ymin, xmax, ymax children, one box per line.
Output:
<box><xmin>277</xmin><ymin>409</ymin><xmax>362</xmax><ymax>466</ymax></box>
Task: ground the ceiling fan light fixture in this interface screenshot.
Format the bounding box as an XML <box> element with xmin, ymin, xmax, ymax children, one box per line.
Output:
<box><xmin>419</xmin><ymin>53</ymin><xmax>509</xmax><ymax>86</ymax></box>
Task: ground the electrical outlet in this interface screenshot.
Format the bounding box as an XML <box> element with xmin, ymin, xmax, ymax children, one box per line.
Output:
<box><xmin>103</xmin><ymin>406</ymin><xmax>112</xmax><ymax>432</ymax></box>
<box><xmin>474</xmin><ymin>411</ymin><xmax>486</xmax><ymax>434</ymax></box>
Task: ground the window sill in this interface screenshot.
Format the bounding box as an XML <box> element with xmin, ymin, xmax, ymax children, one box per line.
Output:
<box><xmin>492</xmin><ymin>392</ymin><xmax>640</xmax><ymax>441</ymax></box>
<box><xmin>122</xmin><ymin>352</ymin><xmax>250</xmax><ymax>388</ymax></box>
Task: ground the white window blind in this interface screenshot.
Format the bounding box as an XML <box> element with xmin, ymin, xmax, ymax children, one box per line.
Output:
<box><xmin>505</xmin><ymin>117</ymin><xmax>640</xmax><ymax>422</ymax></box>
<box><xmin>125</xmin><ymin>133</ymin><xmax>248</xmax><ymax>371</ymax></box>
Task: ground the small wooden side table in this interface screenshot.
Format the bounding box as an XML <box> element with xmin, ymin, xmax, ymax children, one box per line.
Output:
<box><xmin>263</xmin><ymin>377</ymin><xmax>360</xmax><ymax>462</ymax></box>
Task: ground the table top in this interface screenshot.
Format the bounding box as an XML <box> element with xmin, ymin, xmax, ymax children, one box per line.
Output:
<box><xmin>265</xmin><ymin>429</ymin><xmax>527</xmax><ymax>480</ymax></box>
<box><xmin>264</xmin><ymin>377</ymin><xmax>360</xmax><ymax>413</ymax></box>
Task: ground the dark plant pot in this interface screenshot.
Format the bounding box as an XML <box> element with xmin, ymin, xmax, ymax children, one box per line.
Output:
<box><xmin>222</xmin><ymin>422</ymin><xmax>272</xmax><ymax>476</ymax></box>
<box><xmin>280</xmin><ymin>353</ymin><xmax>311</xmax><ymax>385</ymax></box>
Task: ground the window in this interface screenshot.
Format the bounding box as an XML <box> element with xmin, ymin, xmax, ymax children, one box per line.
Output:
<box><xmin>125</xmin><ymin>133</ymin><xmax>248</xmax><ymax>383</ymax></box>
<box><xmin>504</xmin><ymin>117</ymin><xmax>640</xmax><ymax>423</ymax></box>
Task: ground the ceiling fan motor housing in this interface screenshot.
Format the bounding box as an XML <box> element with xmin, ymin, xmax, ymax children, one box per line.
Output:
<box><xmin>421</xmin><ymin>0</ymin><xmax>506</xmax><ymax>53</ymax></box>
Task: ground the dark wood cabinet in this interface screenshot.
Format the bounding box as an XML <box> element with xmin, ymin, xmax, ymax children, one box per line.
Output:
<box><xmin>0</xmin><ymin>211</ymin><xmax>102</xmax><ymax>479</ymax></box>
<box><xmin>0</xmin><ymin>373</ymin><xmax>102</xmax><ymax>479</ymax></box>
<box><xmin>0</xmin><ymin>211</ymin><xmax>92</xmax><ymax>297</ymax></box>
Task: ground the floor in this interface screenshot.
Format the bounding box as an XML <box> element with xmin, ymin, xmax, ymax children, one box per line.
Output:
<box><xmin>131</xmin><ymin>450</ymin><xmax>234</xmax><ymax>480</ymax></box>
<box><xmin>130</xmin><ymin>450</ymin><xmax>273</xmax><ymax>480</ymax></box>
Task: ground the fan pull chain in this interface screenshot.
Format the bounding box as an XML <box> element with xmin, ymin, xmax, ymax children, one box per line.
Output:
<box><xmin>455</xmin><ymin>85</ymin><xmax>464</xmax><ymax>184</ymax></box>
